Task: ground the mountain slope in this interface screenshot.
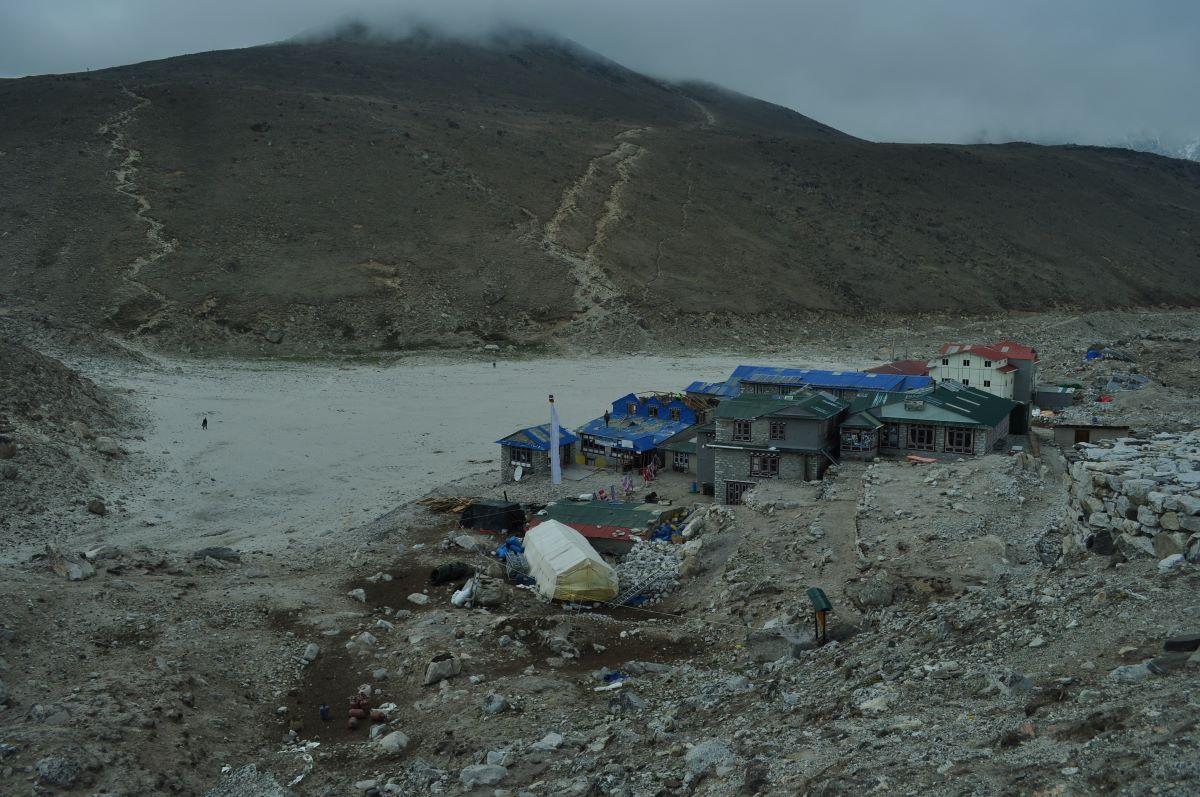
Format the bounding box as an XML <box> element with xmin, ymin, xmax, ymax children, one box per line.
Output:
<box><xmin>1</xmin><ymin>33</ymin><xmax>1198</xmax><ymax>354</ymax></box>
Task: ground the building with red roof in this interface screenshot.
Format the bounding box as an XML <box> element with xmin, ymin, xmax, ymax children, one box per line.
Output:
<box><xmin>865</xmin><ymin>359</ymin><xmax>931</xmax><ymax>377</ymax></box>
<box><xmin>928</xmin><ymin>340</ymin><xmax>1040</xmax><ymax>407</ymax></box>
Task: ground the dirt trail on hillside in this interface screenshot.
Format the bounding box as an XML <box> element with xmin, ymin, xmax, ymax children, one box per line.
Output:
<box><xmin>542</xmin><ymin>127</ymin><xmax>650</xmax><ymax>330</ymax></box>
<box><xmin>97</xmin><ymin>85</ymin><xmax>178</xmax><ymax>333</ymax></box>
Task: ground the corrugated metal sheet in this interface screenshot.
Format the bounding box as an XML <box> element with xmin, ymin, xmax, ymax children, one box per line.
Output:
<box><xmin>714</xmin><ymin>391</ymin><xmax>848</xmax><ymax>420</ymax></box>
<box><xmin>878</xmin><ymin>381</ymin><xmax>1014</xmax><ymax>427</ymax></box>
<box><xmin>740</xmin><ymin>366</ymin><xmax>933</xmax><ymax>393</ymax></box>
<box><xmin>497</xmin><ymin>424</ymin><xmax>580</xmax><ymax>451</ymax></box>
<box><xmin>577</xmin><ymin>413</ymin><xmax>694</xmax><ymax>453</ymax></box>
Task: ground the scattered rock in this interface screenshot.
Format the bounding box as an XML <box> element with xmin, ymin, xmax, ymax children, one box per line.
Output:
<box><xmin>87</xmin><ymin>498</ymin><xmax>107</xmax><ymax>516</ymax></box>
<box><xmin>684</xmin><ymin>739</ymin><xmax>735</xmax><ymax>785</ymax></box>
<box><xmin>35</xmin><ymin>756</ymin><xmax>80</xmax><ymax>788</ymax></box>
<box><xmin>483</xmin><ymin>693</ymin><xmax>510</xmax><ymax>715</ymax></box>
<box><xmin>301</xmin><ymin>643</ymin><xmax>320</xmax><ymax>663</ymax></box>
<box><xmin>347</xmin><ymin>588</ymin><xmax>367</xmax><ymax>603</ymax></box>
<box><xmin>407</xmin><ymin>592</ymin><xmax>430</xmax><ymax>606</ymax></box>
<box><xmin>201</xmin><ymin>764</ymin><xmax>292</xmax><ymax>797</ymax></box>
<box><xmin>193</xmin><ymin>546</ymin><xmax>241</xmax><ymax>562</ymax></box>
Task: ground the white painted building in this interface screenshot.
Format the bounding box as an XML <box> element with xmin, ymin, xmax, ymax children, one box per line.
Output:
<box><xmin>927</xmin><ymin>344</ymin><xmax>1018</xmax><ymax>399</ymax></box>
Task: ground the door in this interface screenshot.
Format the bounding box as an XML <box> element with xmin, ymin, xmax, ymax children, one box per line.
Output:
<box><xmin>1074</xmin><ymin>429</ymin><xmax>1089</xmax><ymax>444</ymax></box>
<box><xmin>725</xmin><ymin>481</ymin><xmax>754</xmax><ymax>505</ymax></box>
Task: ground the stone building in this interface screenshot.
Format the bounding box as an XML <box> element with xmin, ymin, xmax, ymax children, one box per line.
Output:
<box><xmin>709</xmin><ymin>391</ymin><xmax>847</xmax><ymax>505</ymax></box>
<box><xmin>497</xmin><ymin>424</ymin><xmax>578</xmax><ymax>482</ymax></box>
<box><xmin>840</xmin><ymin>382</ymin><xmax>1014</xmax><ymax>460</ymax></box>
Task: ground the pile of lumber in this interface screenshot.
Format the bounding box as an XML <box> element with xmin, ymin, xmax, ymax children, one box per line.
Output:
<box><xmin>416</xmin><ymin>496</ymin><xmax>475</xmax><ymax>513</ymax></box>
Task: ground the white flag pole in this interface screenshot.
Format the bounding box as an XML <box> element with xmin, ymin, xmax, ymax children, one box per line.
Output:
<box><xmin>549</xmin><ymin>394</ymin><xmax>562</xmax><ymax>485</ymax></box>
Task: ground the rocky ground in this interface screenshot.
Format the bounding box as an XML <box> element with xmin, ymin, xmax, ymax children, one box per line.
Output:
<box><xmin>1</xmin><ymin>310</ymin><xmax>1199</xmax><ymax>796</ymax></box>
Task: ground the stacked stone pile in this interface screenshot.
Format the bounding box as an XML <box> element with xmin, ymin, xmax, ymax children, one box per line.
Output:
<box><xmin>615</xmin><ymin>541</ymin><xmax>681</xmax><ymax>605</ymax></box>
<box><xmin>1066</xmin><ymin>430</ymin><xmax>1200</xmax><ymax>561</ymax></box>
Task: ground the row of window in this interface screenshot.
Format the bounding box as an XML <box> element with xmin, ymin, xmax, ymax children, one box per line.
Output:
<box><xmin>941</xmin><ymin>358</ymin><xmax>995</xmax><ymax>368</ymax></box>
<box><xmin>732</xmin><ymin>419</ymin><xmax>787</xmax><ymax>442</ymax></box>
<box><xmin>880</xmin><ymin>423</ymin><xmax>975</xmax><ymax>453</ymax></box>
<box><xmin>626</xmin><ymin>402</ymin><xmax>682</xmax><ymax>421</ymax></box>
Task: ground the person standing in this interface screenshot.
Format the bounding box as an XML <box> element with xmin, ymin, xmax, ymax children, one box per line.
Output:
<box><xmin>201</xmin><ymin>417</ymin><xmax>208</xmax><ymax>430</ymax></box>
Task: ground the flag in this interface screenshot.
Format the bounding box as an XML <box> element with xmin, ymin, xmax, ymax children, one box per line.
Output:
<box><xmin>549</xmin><ymin>394</ymin><xmax>562</xmax><ymax>485</ymax></box>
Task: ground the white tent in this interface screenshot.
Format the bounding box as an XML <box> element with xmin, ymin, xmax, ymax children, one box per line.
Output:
<box><xmin>523</xmin><ymin>519</ymin><xmax>619</xmax><ymax>602</ymax></box>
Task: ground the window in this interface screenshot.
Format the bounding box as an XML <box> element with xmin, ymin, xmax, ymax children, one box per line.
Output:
<box><xmin>841</xmin><ymin>429</ymin><xmax>876</xmax><ymax>451</ymax></box>
<box><xmin>945</xmin><ymin>427</ymin><xmax>974</xmax><ymax>454</ymax></box>
<box><xmin>647</xmin><ymin>405</ymin><xmax>659</xmax><ymax>418</ymax></box>
<box><xmin>725</xmin><ymin>481</ymin><xmax>754</xmax><ymax>505</ymax></box>
<box><xmin>673</xmin><ymin>451</ymin><xmax>689</xmax><ymax>468</ymax></box>
<box><xmin>983</xmin><ymin>360</ymin><xmax>992</xmax><ymax>367</ymax></box>
<box><xmin>941</xmin><ymin>358</ymin><xmax>949</xmax><ymax>365</ymax></box>
<box><xmin>983</xmin><ymin>380</ymin><xmax>991</xmax><ymax>387</ymax></box>
<box><xmin>669</xmin><ymin>408</ymin><xmax>681</xmax><ymax>421</ymax></box>
<box><xmin>769</xmin><ymin>420</ymin><xmax>786</xmax><ymax>440</ymax></box>
<box><xmin>509</xmin><ymin>447</ymin><xmax>532</xmax><ymax>465</ymax></box>
<box><xmin>750</xmin><ymin>453</ymin><xmax>780</xmax><ymax>477</ymax></box>
<box><xmin>581</xmin><ymin>436</ymin><xmax>607</xmax><ymax>456</ymax></box>
<box><xmin>962</xmin><ymin>379</ymin><xmax>969</xmax><ymax>386</ymax></box>
<box><xmin>733</xmin><ymin>420</ymin><xmax>753</xmax><ymax>442</ymax></box>
<box><xmin>627</xmin><ymin>403</ymin><xmax>637</xmax><ymax>415</ymax></box>
<box><xmin>962</xmin><ymin>359</ymin><xmax>971</xmax><ymax>366</ymax></box>
<box><xmin>907</xmin><ymin>424</ymin><xmax>935</xmax><ymax>451</ymax></box>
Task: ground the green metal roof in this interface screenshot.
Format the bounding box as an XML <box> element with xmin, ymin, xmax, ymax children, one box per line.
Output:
<box><xmin>661</xmin><ymin>440</ymin><xmax>696</xmax><ymax>454</ymax></box>
<box><xmin>715</xmin><ymin>391</ymin><xmax>847</xmax><ymax>421</ymax></box>
<box><xmin>841</xmin><ymin>410</ymin><xmax>883</xmax><ymax>429</ymax></box>
<box><xmin>878</xmin><ymin>383</ymin><xmax>1014</xmax><ymax>427</ymax></box>
<box><xmin>539</xmin><ymin>501</ymin><xmax>678</xmax><ymax>529</ymax></box>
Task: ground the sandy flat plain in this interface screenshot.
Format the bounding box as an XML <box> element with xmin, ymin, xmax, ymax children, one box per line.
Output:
<box><xmin>76</xmin><ymin>351</ymin><xmax>866</xmax><ymax>554</ymax></box>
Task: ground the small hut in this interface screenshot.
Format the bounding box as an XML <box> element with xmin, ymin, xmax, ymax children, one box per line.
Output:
<box><xmin>496</xmin><ymin>424</ymin><xmax>578</xmax><ymax>482</ymax></box>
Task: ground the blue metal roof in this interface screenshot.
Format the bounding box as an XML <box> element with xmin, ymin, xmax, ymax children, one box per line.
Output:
<box><xmin>691</xmin><ymin>365</ymin><xmax>933</xmax><ymax>398</ymax></box>
<box><xmin>737</xmin><ymin>366</ymin><xmax>932</xmax><ymax>393</ymax></box>
<box><xmin>497</xmin><ymin>424</ymin><xmax>580</xmax><ymax>451</ymax></box>
<box><xmin>577</xmin><ymin>414</ymin><xmax>693</xmax><ymax>453</ymax></box>
<box><xmin>685</xmin><ymin>379</ymin><xmax>739</xmax><ymax>398</ymax></box>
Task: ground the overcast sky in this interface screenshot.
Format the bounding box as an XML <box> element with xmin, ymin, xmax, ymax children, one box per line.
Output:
<box><xmin>2</xmin><ymin>0</ymin><xmax>1198</xmax><ymax>152</ymax></box>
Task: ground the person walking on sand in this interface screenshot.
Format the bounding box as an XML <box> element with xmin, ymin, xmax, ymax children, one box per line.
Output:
<box><xmin>201</xmin><ymin>417</ymin><xmax>208</xmax><ymax>431</ymax></box>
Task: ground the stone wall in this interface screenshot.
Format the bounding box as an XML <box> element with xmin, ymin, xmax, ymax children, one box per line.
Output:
<box><xmin>1064</xmin><ymin>430</ymin><xmax>1200</xmax><ymax>561</ymax></box>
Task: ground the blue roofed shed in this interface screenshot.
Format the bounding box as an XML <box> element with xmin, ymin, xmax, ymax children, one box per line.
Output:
<box><xmin>497</xmin><ymin>424</ymin><xmax>578</xmax><ymax>482</ymax></box>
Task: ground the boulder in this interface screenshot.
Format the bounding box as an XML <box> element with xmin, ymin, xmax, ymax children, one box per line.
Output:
<box><xmin>684</xmin><ymin>739</ymin><xmax>736</xmax><ymax>784</ymax></box>
<box><xmin>423</xmin><ymin>653</ymin><xmax>462</xmax><ymax>686</ymax></box>
<box><xmin>1154</xmin><ymin>532</ymin><xmax>1187</xmax><ymax>559</ymax></box>
<box><xmin>301</xmin><ymin>643</ymin><xmax>320</xmax><ymax>664</ymax></box>
<box><xmin>847</xmin><ymin>570</ymin><xmax>895</xmax><ymax>609</ymax></box>
<box><xmin>93</xmin><ymin>437</ymin><xmax>123</xmax><ymax>456</ymax></box>
<box><xmin>460</xmin><ymin>764</ymin><xmax>507</xmax><ymax>788</ymax></box>
<box><xmin>1115</xmin><ymin>533</ymin><xmax>1156</xmax><ymax>560</ymax></box>
<box><xmin>86</xmin><ymin>498</ymin><xmax>107</xmax><ymax>516</ymax></box>
<box><xmin>378</xmin><ymin>731</ymin><xmax>410</xmax><ymax>754</ymax></box>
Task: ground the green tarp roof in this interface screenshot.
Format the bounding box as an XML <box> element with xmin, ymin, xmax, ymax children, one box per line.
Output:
<box><xmin>539</xmin><ymin>501</ymin><xmax>676</xmax><ymax>529</ymax></box>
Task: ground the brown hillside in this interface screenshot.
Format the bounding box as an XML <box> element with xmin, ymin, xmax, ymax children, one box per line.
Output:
<box><xmin>1</xmin><ymin>33</ymin><xmax>1198</xmax><ymax>354</ymax></box>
